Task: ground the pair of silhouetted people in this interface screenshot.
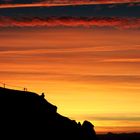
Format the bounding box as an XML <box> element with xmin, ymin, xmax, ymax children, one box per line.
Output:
<box><xmin>23</xmin><ymin>88</ymin><xmax>27</xmax><ymax>91</ymax></box>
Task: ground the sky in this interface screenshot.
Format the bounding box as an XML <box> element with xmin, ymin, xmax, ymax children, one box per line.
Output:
<box><xmin>0</xmin><ymin>0</ymin><xmax>140</xmax><ymax>134</ymax></box>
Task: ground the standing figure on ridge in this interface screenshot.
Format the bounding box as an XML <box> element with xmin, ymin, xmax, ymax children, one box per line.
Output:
<box><xmin>24</xmin><ymin>88</ymin><xmax>27</xmax><ymax>91</ymax></box>
<box><xmin>41</xmin><ymin>93</ymin><xmax>45</xmax><ymax>98</ymax></box>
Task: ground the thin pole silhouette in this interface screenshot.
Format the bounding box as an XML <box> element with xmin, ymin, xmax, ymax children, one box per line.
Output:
<box><xmin>3</xmin><ymin>83</ymin><xmax>5</xmax><ymax>88</ymax></box>
<box><xmin>0</xmin><ymin>82</ymin><xmax>29</xmax><ymax>92</ymax></box>
<box><xmin>0</xmin><ymin>82</ymin><xmax>6</xmax><ymax>88</ymax></box>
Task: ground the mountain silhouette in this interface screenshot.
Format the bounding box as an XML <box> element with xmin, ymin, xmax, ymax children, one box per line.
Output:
<box><xmin>98</xmin><ymin>132</ymin><xmax>140</xmax><ymax>140</ymax></box>
<box><xmin>0</xmin><ymin>87</ymin><xmax>97</xmax><ymax>140</ymax></box>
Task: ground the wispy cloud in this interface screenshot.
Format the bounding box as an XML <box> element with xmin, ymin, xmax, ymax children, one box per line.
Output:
<box><xmin>81</xmin><ymin>114</ymin><xmax>140</xmax><ymax>121</ymax></box>
<box><xmin>0</xmin><ymin>17</ymin><xmax>140</xmax><ymax>29</ymax></box>
<box><xmin>1</xmin><ymin>0</ymin><xmax>140</xmax><ymax>5</ymax></box>
<box><xmin>0</xmin><ymin>68</ymin><xmax>140</xmax><ymax>84</ymax></box>
<box><xmin>0</xmin><ymin>0</ymin><xmax>139</xmax><ymax>9</ymax></box>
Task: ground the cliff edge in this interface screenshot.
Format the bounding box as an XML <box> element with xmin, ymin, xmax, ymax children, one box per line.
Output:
<box><xmin>0</xmin><ymin>87</ymin><xmax>97</xmax><ymax>140</ymax></box>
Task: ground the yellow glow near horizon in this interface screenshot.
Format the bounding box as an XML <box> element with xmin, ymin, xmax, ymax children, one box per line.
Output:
<box><xmin>0</xmin><ymin>28</ymin><xmax>140</xmax><ymax>133</ymax></box>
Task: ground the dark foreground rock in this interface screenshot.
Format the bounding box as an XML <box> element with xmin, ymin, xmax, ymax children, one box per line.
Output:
<box><xmin>0</xmin><ymin>87</ymin><xmax>97</xmax><ymax>140</ymax></box>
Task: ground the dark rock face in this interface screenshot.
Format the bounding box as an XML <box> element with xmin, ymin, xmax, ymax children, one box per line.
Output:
<box><xmin>0</xmin><ymin>87</ymin><xmax>97</xmax><ymax>140</ymax></box>
<box><xmin>82</xmin><ymin>121</ymin><xmax>97</xmax><ymax>140</ymax></box>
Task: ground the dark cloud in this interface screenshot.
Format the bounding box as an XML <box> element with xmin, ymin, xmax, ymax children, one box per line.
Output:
<box><xmin>0</xmin><ymin>16</ymin><xmax>140</xmax><ymax>29</ymax></box>
<box><xmin>0</xmin><ymin>0</ymin><xmax>41</xmax><ymax>4</ymax></box>
<box><xmin>0</xmin><ymin>0</ymin><xmax>139</xmax><ymax>10</ymax></box>
<box><xmin>0</xmin><ymin>4</ymin><xmax>140</xmax><ymax>18</ymax></box>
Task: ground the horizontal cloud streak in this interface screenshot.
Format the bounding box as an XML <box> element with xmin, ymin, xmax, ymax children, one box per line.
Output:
<box><xmin>1</xmin><ymin>0</ymin><xmax>140</xmax><ymax>4</ymax></box>
<box><xmin>0</xmin><ymin>67</ymin><xmax>140</xmax><ymax>84</ymax></box>
<box><xmin>81</xmin><ymin>114</ymin><xmax>140</xmax><ymax>121</ymax></box>
<box><xmin>0</xmin><ymin>17</ymin><xmax>140</xmax><ymax>29</ymax></box>
<box><xmin>0</xmin><ymin>0</ymin><xmax>139</xmax><ymax>9</ymax></box>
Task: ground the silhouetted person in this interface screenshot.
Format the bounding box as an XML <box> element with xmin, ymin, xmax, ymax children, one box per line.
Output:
<box><xmin>41</xmin><ymin>93</ymin><xmax>45</xmax><ymax>98</ymax></box>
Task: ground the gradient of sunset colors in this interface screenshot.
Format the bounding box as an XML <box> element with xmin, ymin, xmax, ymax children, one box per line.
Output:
<box><xmin>0</xmin><ymin>0</ymin><xmax>140</xmax><ymax>134</ymax></box>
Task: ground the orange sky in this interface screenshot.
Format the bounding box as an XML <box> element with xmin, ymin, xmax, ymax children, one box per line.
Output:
<box><xmin>0</xmin><ymin>27</ymin><xmax>140</xmax><ymax>133</ymax></box>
